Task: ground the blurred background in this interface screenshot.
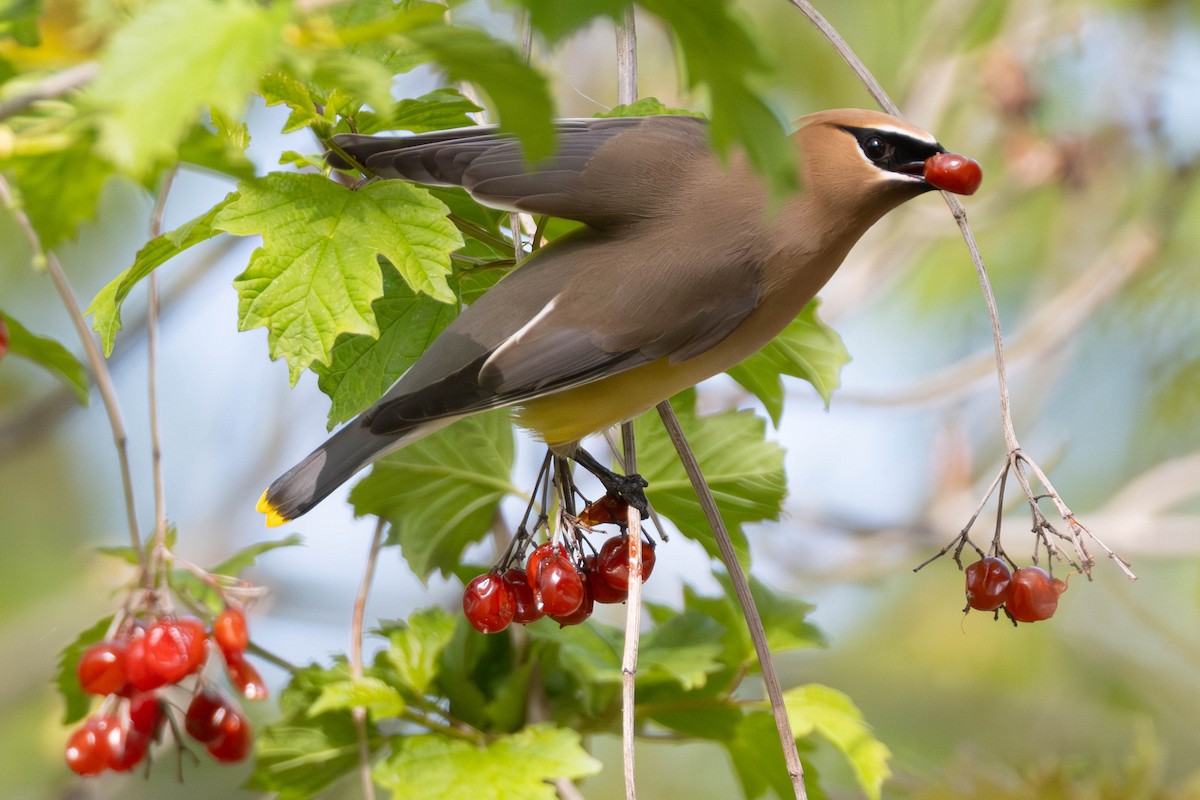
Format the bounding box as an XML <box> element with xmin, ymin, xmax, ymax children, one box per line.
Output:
<box><xmin>3</xmin><ymin>0</ymin><xmax>1200</xmax><ymax>797</ymax></box>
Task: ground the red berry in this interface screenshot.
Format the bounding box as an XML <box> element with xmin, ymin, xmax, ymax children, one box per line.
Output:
<box><xmin>129</xmin><ymin>692</ymin><xmax>164</xmax><ymax>737</ymax></box>
<box><xmin>107</xmin><ymin>724</ymin><xmax>149</xmax><ymax>772</ymax></box>
<box><xmin>534</xmin><ymin>554</ymin><xmax>585</xmax><ymax>617</ymax></box>
<box><xmin>0</xmin><ymin>315</ymin><xmax>8</xmax><ymax>361</ymax></box>
<box><xmin>185</xmin><ymin>688</ymin><xmax>232</xmax><ymax>744</ymax></box>
<box><xmin>579</xmin><ymin>494</ymin><xmax>629</xmax><ymax>526</ymax></box>
<box><xmin>501</xmin><ymin>568</ymin><xmax>543</xmax><ymax>624</ymax></box>
<box><xmin>462</xmin><ymin>573</ymin><xmax>515</xmax><ymax>634</ymax></box>
<box><xmin>77</xmin><ymin>641</ymin><xmax>129</xmax><ymax>696</ymax></box>
<box><xmin>965</xmin><ymin>557</ymin><xmax>1012</xmax><ymax>611</ymax></box>
<box><xmin>65</xmin><ymin>716</ymin><xmax>113</xmax><ymax>776</ymax></box>
<box><xmin>144</xmin><ymin>617</ymin><xmax>208</xmax><ymax>683</ymax></box>
<box><xmin>924</xmin><ymin>152</ymin><xmax>983</xmax><ymax>196</ymax></box>
<box><xmin>1007</xmin><ymin>566</ymin><xmax>1067</xmax><ymax>623</ymax></box>
<box><xmin>585</xmin><ymin>554</ymin><xmax>627</xmax><ymax>604</ymax></box>
<box><xmin>123</xmin><ymin>636</ymin><xmax>169</xmax><ymax>692</ymax></box>
<box><xmin>224</xmin><ymin>651</ymin><xmax>268</xmax><ymax>700</ymax></box>
<box><xmin>596</xmin><ymin>535</ymin><xmax>656</xmax><ymax>592</ymax></box>
<box><xmin>550</xmin><ymin>579</ymin><xmax>594</xmax><ymax>626</ymax></box>
<box><xmin>525</xmin><ymin>541</ymin><xmax>566</xmax><ymax>589</ymax></box>
<box><xmin>213</xmin><ymin>607</ymin><xmax>250</xmax><ymax>656</ymax></box>
<box><xmin>207</xmin><ymin>707</ymin><xmax>252</xmax><ymax>763</ymax></box>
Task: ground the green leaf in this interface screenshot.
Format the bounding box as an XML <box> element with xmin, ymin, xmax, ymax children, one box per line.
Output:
<box><xmin>727</xmin><ymin>300</ymin><xmax>850</xmax><ymax>425</ymax></box>
<box><xmin>55</xmin><ymin>616</ymin><xmax>113</xmax><ymax>725</ymax></box>
<box><xmin>725</xmin><ymin>711</ymin><xmax>797</xmax><ymax>800</ymax></box>
<box><xmin>0</xmin><ymin>0</ymin><xmax>42</xmax><ymax>46</ymax></box>
<box><xmin>310</xmin><ymin>677</ymin><xmax>405</xmax><ymax>719</ymax></box>
<box><xmin>633</xmin><ymin>391</ymin><xmax>786</xmax><ymax>568</ymax></box>
<box><xmin>403</xmin><ymin>24</ymin><xmax>555</xmax><ymax>161</ymax></box>
<box><xmin>597</xmin><ymin>97</ymin><xmax>706</xmax><ymax>119</ymax></box>
<box><xmin>1</xmin><ymin>312</ymin><xmax>88</xmax><ymax>402</ymax></box>
<box><xmin>374</xmin><ymin>725</ymin><xmax>601</xmax><ymax>799</ymax></box>
<box><xmin>314</xmin><ymin>259</ymin><xmax>458</xmax><ymax>427</ymax></box>
<box><xmin>385</xmin><ymin>88</ymin><xmax>482</xmax><ymax>133</ymax></box>
<box><xmin>260</xmin><ymin>71</ymin><xmax>325</xmax><ymax>134</ymax></box>
<box><xmin>784</xmin><ymin>684</ymin><xmax>892</xmax><ymax>800</ymax></box>
<box><xmin>349</xmin><ymin>411</ymin><xmax>516</xmax><ymax>580</ymax></box>
<box><xmin>87</xmin><ymin>197</ymin><xmax>232</xmax><ymax>355</ymax></box>
<box><xmin>209</xmin><ymin>533</ymin><xmax>303</xmax><ymax>577</ymax></box>
<box><xmin>382</xmin><ymin>607</ymin><xmax>456</xmax><ymax>695</ymax></box>
<box><xmin>176</xmin><ymin>115</ymin><xmax>256</xmax><ymax>181</ymax></box>
<box><xmin>639</xmin><ymin>609</ymin><xmax>725</xmax><ymax>690</ymax></box>
<box><xmin>217</xmin><ymin>172</ymin><xmax>461</xmax><ymax>382</ymax></box>
<box><xmin>1</xmin><ymin>136</ymin><xmax>114</xmax><ymax>250</ymax></box>
<box><xmin>248</xmin><ymin>661</ymin><xmax>374</xmax><ymax>800</ymax></box>
<box><xmin>715</xmin><ymin>572</ymin><xmax>826</xmax><ymax>658</ymax></box>
<box><xmin>312</xmin><ymin>51</ymin><xmax>397</xmax><ymax>121</ymax></box>
<box><xmin>88</xmin><ymin>0</ymin><xmax>286</xmax><ymax>176</ymax></box>
<box><xmin>515</xmin><ymin>0</ymin><xmax>625</xmax><ymax>41</ymax></box>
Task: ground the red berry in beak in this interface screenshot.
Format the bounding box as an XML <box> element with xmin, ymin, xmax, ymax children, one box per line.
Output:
<box><xmin>924</xmin><ymin>153</ymin><xmax>982</xmax><ymax>195</ymax></box>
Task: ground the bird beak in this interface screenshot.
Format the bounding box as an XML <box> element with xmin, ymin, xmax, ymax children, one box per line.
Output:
<box><xmin>922</xmin><ymin>152</ymin><xmax>983</xmax><ymax>195</ymax></box>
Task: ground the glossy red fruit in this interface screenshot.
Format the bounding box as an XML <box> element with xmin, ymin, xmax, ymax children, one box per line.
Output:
<box><xmin>78</xmin><ymin>641</ymin><xmax>129</xmax><ymax>696</ymax></box>
<box><xmin>924</xmin><ymin>153</ymin><xmax>983</xmax><ymax>195</ymax></box>
<box><xmin>107</xmin><ymin>724</ymin><xmax>149</xmax><ymax>772</ymax></box>
<box><xmin>501</xmin><ymin>568</ymin><xmax>543</xmax><ymax>624</ymax></box>
<box><xmin>212</xmin><ymin>607</ymin><xmax>250</xmax><ymax>656</ymax></box>
<box><xmin>525</xmin><ymin>541</ymin><xmax>566</xmax><ymax>589</ymax></box>
<box><xmin>207</xmin><ymin>707</ymin><xmax>252</xmax><ymax>762</ymax></box>
<box><xmin>1007</xmin><ymin>566</ymin><xmax>1067</xmax><ymax>623</ymax></box>
<box><xmin>595</xmin><ymin>535</ymin><xmax>656</xmax><ymax>592</ymax></box>
<box><xmin>224</xmin><ymin>651</ymin><xmax>268</xmax><ymax>700</ymax></box>
<box><xmin>128</xmin><ymin>692</ymin><xmax>164</xmax><ymax>737</ymax></box>
<box><xmin>123</xmin><ymin>636</ymin><xmax>169</xmax><ymax>692</ymax></box>
<box><xmin>462</xmin><ymin>573</ymin><xmax>515</xmax><ymax>634</ymax></box>
<box><xmin>579</xmin><ymin>494</ymin><xmax>629</xmax><ymax>526</ymax></box>
<box><xmin>585</xmin><ymin>554</ymin><xmax>627</xmax><ymax>604</ymax></box>
<box><xmin>0</xmin><ymin>315</ymin><xmax>8</xmax><ymax>361</ymax></box>
<box><xmin>550</xmin><ymin>579</ymin><xmax>594</xmax><ymax>626</ymax></box>
<box><xmin>144</xmin><ymin>617</ymin><xmax>208</xmax><ymax>683</ymax></box>
<box><xmin>965</xmin><ymin>557</ymin><xmax>1012</xmax><ymax>611</ymax></box>
<box><xmin>185</xmin><ymin>688</ymin><xmax>232</xmax><ymax>744</ymax></box>
<box><xmin>534</xmin><ymin>555</ymin><xmax>585</xmax><ymax>616</ymax></box>
<box><xmin>65</xmin><ymin>716</ymin><xmax>113</xmax><ymax>776</ymax></box>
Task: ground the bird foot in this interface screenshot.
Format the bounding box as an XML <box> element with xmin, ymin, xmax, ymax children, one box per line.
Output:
<box><xmin>571</xmin><ymin>447</ymin><xmax>650</xmax><ymax>518</ymax></box>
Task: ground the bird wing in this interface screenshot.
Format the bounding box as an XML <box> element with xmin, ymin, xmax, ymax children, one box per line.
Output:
<box><xmin>330</xmin><ymin>116</ymin><xmax>711</xmax><ymax>230</ymax></box>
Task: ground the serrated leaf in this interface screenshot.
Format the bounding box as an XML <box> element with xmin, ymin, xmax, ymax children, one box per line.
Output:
<box><xmin>716</xmin><ymin>571</ymin><xmax>826</xmax><ymax>657</ymax></box>
<box><xmin>597</xmin><ymin>97</ymin><xmax>706</xmax><ymax>119</ymax></box>
<box><xmin>260</xmin><ymin>71</ymin><xmax>324</xmax><ymax>134</ymax></box>
<box><xmin>633</xmin><ymin>391</ymin><xmax>786</xmax><ymax>568</ymax></box>
<box><xmin>349</xmin><ymin>411</ymin><xmax>516</xmax><ymax>580</ymax></box>
<box><xmin>210</xmin><ymin>533</ymin><xmax>303</xmax><ymax>577</ymax></box>
<box><xmin>784</xmin><ymin>684</ymin><xmax>892</xmax><ymax>800</ymax></box>
<box><xmin>373</xmin><ymin>725</ymin><xmax>601</xmax><ymax>800</ymax></box>
<box><xmin>310</xmin><ymin>677</ymin><xmax>405</xmax><ymax>719</ymax></box>
<box><xmin>1</xmin><ymin>311</ymin><xmax>88</xmax><ymax>402</ymax></box>
<box><xmin>725</xmin><ymin>711</ymin><xmax>803</xmax><ymax>800</ymax></box>
<box><xmin>87</xmin><ymin>198</ymin><xmax>231</xmax><ymax>355</ymax></box>
<box><xmin>526</xmin><ymin>621</ymin><xmax>623</xmax><ymax>687</ymax></box>
<box><xmin>177</xmin><ymin>117</ymin><xmax>256</xmax><ymax>181</ymax></box>
<box><xmin>382</xmin><ymin>607</ymin><xmax>456</xmax><ymax>695</ymax></box>
<box><xmin>314</xmin><ymin>260</ymin><xmax>458</xmax><ymax>427</ymax></box>
<box><xmin>727</xmin><ymin>300</ymin><xmax>850</xmax><ymax>425</ymax></box>
<box><xmin>88</xmin><ymin>0</ymin><xmax>286</xmax><ymax>175</ymax></box>
<box><xmin>55</xmin><ymin>616</ymin><xmax>113</xmax><ymax>725</ymax></box>
<box><xmin>385</xmin><ymin>88</ymin><xmax>481</xmax><ymax>133</ymax></box>
<box><xmin>403</xmin><ymin>24</ymin><xmax>555</xmax><ymax>161</ymax></box>
<box><xmin>313</xmin><ymin>51</ymin><xmax>396</xmax><ymax>120</ymax></box>
<box><xmin>1</xmin><ymin>136</ymin><xmax>114</xmax><ymax>250</ymax></box>
<box><xmin>639</xmin><ymin>610</ymin><xmax>725</xmax><ymax>690</ymax></box>
<box><xmin>516</xmin><ymin>0</ymin><xmax>625</xmax><ymax>40</ymax></box>
<box><xmin>219</xmin><ymin>173</ymin><xmax>461</xmax><ymax>382</ymax></box>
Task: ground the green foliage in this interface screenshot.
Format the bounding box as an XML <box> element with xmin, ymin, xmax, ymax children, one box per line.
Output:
<box><xmin>0</xmin><ymin>137</ymin><xmax>114</xmax><ymax>250</ymax></box>
<box><xmin>727</xmin><ymin>299</ymin><xmax>851</xmax><ymax>424</ymax></box>
<box><xmin>217</xmin><ymin>173</ymin><xmax>462</xmax><ymax>382</ymax></box>
<box><xmin>309</xmin><ymin>677</ymin><xmax>405</xmax><ymax>719</ymax></box>
<box><xmin>380</xmin><ymin>607</ymin><xmax>457</xmax><ymax>696</ymax></box>
<box><xmin>633</xmin><ymin>391</ymin><xmax>787</xmax><ymax>567</ymax></box>
<box><xmin>350</xmin><ymin>411</ymin><xmax>516</xmax><ymax>581</ymax></box>
<box><xmin>54</xmin><ymin>616</ymin><xmax>112</xmax><ymax>725</ymax></box>
<box><xmin>0</xmin><ymin>311</ymin><xmax>88</xmax><ymax>402</ymax></box>
<box><xmin>785</xmin><ymin>684</ymin><xmax>892</xmax><ymax>800</ymax></box>
<box><xmin>597</xmin><ymin>96</ymin><xmax>708</xmax><ymax>118</ymax></box>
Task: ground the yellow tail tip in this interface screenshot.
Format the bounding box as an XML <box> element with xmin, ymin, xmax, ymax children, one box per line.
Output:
<box><xmin>257</xmin><ymin>490</ymin><xmax>288</xmax><ymax>528</ymax></box>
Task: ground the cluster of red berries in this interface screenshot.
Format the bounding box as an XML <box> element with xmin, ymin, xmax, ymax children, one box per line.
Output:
<box><xmin>463</xmin><ymin>494</ymin><xmax>657</xmax><ymax>634</ymax></box>
<box><xmin>66</xmin><ymin>607</ymin><xmax>265</xmax><ymax>776</ymax></box>
<box><xmin>964</xmin><ymin>557</ymin><xmax>1068</xmax><ymax>623</ymax></box>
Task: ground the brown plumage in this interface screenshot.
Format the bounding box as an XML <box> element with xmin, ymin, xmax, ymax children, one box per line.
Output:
<box><xmin>259</xmin><ymin>109</ymin><xmax>980</xmax><ymax>525</ymax></box>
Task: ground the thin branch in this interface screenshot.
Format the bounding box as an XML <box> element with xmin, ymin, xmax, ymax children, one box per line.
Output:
<box><xmin>621</xmin><ymin>504</ymin><xmax>643</xmax><ymax>800</ymax></box>
<box><xmin>0</xmin><ymin>61</ymin><xmax>99</xmax><ymax>122</ymax></box>
<box><xmin>0</xmin><ymin>174</ymin><xmax>143</xmax><ymax>561</ymax></box>
<box><xmin>147</xmin><ymin>168</ymin><xmax>178</xmax><ymax>576</ymax></box>
<box><xmin>616</xmin><ymin>7</ymin><xmax>638</xmax><ymax>107</ymax></box>
<box><xmin>350</xmin><ymin>518</ymin><xmax>387</xmax><ymax>800</ymax></box>
<box><xmin>656</xmin><ymin>400</ymin><xmax>808</xmax><ymax>800</ymax></box>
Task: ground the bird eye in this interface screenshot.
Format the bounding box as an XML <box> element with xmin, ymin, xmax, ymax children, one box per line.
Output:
<box><xmin>862</xmin><ymin>136</ymin><xmax>888</xmax><ymax>162</ymax></box>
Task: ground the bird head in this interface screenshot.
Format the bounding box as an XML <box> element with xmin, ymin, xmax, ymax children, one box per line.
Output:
<box><xmin>795</xmin><ymin>109</ymin><xmax>981</xmax><ymax>223</ymax></box>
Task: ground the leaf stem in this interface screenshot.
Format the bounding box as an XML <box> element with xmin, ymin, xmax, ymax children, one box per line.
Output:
<box><xmin>146</xmin><ymin>168</ymin><xmax>178</xmax><ymax>581</ymax></box>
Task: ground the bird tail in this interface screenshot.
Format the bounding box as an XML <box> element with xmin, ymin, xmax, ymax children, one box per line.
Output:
<box><xmin>256</xmin><ymin>417</ymin><xmax>450</xmax><ymax>527</ymax></box>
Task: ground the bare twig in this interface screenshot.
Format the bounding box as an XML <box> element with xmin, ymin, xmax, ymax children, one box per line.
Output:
<box><xmin>350</xmin><ymin>518</ymin><xmax>387</xmax><ymax>800</ymax></box>
<box><xmin>146</xmin><ymin>168</ymin><xmax>178</xmax><ymax>577</ymax></box>
<box><xmin>616</xmin><ymin>7</ymin><xmax>638</xmax><ymax>106</ymax></box>
<box><xmin>0</xmin><ymin>174</ymin><xmax>143</xmax><ymax>561</ymax></box>
<box><xmin>621</xmin><ymin>503</ymin><xmax>643</xmax><ymax>800</ymax></box>
<box><xmin>0</xmin><ymin>61</ymin><xmax>99</xmax><ymax>122</ymax></box>
<box><xmin>656</xmin><ymin>401</ymin><xmax>807</xmax><ymax>800</ymax></box>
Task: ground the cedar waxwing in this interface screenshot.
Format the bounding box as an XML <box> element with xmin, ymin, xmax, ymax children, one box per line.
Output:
<box><xmin>258</xmin><ymin>109</ymin><xmax>981</xmax><ymax>526</ymax></box>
